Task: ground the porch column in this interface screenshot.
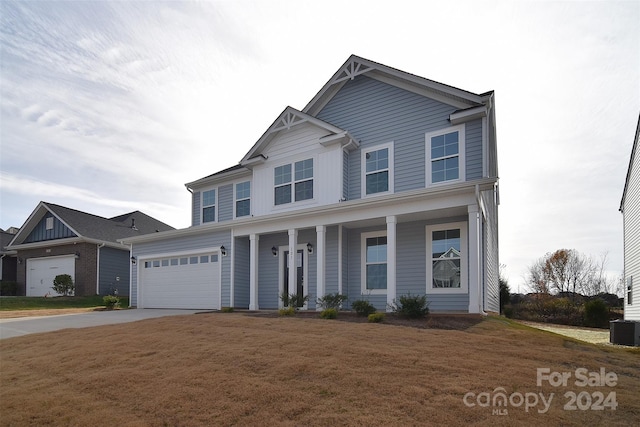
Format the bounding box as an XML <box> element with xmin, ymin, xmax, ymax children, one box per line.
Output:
<box><xmin>249</xmin><ymin>234</ymin><xmax>259</xmax><ymax>311</ymax></box>
<box><xmin>468</xmin><ymin>205</ymin><xmax>482</xmax><ymax>314</ymax></box>
<box><xmin>386</xmin><ymin>216</ymin><xmax>397</xmax><ymax>311</ymax></box>
<box><xmin>316</xmin><ymin>225</ymin><xmax>326</xmax><ymax>310</ymax></box>
<box><xmin>288</xmin><ymin>229</ymin><xmax>298</xmax><ymax>297</ymax></box>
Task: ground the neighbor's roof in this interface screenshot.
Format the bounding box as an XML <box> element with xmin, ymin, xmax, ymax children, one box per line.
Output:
<box><xmin>7</xmin><ymin>202</ymin><xmax>175</xmax><ymax>248</ymax></box>
<box><xmin>620</xmin><ymin>114</ymin><xmax>640</xmax><ymax>212</ymax></box>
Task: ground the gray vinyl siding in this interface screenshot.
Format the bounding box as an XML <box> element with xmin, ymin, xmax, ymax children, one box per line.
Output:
<box><xmin>344</xmin><ymin>220</ymin><xmax>470</xmax><ymax>312</ymax></box>
<box><xmin>219</xmin><ymin>184</ymin><xmax>233</xmax><ymax>222</ymax></box>
<box><xmin>192</xmin><ymin>191</ymin><xmax>201</xmax><ymax>226</ymax></box>
<box><xmin>24</xmin><ymin>215</ymin><xmax>76</xmax><ymax>243</ymax></box>
<box><xmin>256</xmin><ymin>233</ymin><xmax>285</xmax><ymax>309</ymax></box>
<box><xmin>98</xmin><ymin>246</ymin><xmax>130</xmax><ymax>296</ymax></box>
<box><xmin>325</xmin><ymin>226</ymin><xmax>339</xmax><ymax>295</ymax></box>
<box><xmin>466</xmin><ymin>119</ymin><xmax>483</xmax><ymax>180</ymax></box>
<box><xmin>318</xmin><ymin>75</ymin><xmax>482</xmax><ymax>199</ymax></box>
<box><xmin>130</xmin><ymin>230</ymin><xmax>231</xmax><ymax>307</ymax></box>
<box><xmin>233</xmin><ymin>236</ymin><xmax>250</xmax><ymax>308</ymax></box>
<box><xmin>483</xmin><ymin>188</ymin><xmax>500</xmax><ymax>313</ymax></box>
<box><xmin>623</xmin><ymin>136</ymin><xmax>640</xmax><ymax>320</ymax></box>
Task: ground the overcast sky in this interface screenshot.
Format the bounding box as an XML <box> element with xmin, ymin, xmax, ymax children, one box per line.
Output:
<box><xmin>1</xmin><ymin>0</ymin><xmax>638</xmax><ymax>291</ymax></box>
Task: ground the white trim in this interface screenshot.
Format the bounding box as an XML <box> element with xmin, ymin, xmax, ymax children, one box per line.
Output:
<box><xmin>337</xmin><ymin>224</ymin><xmax>343</xmax><ymax>295</ymax></box>
<box><xmin>229</xmin><ymin>228</ymin><xmax>235</xmax><ymax>308</ymax></box>
<box><xmin>361</xmin><ymin>141</ymin><xmax>394</xmax><ymax>198</ymax></box>
<box><xmin>316</xmin><ymin>225</ymin><xmax>326</xmax><ymax>309</ymax></box>
<box><xmin>136</xmin><ymin>246</ymin><xmax>223</xmax><ymax>262</ymax></box>
<box><xmin>386</xmin><ymin>216</ymin><xmax>397</xmax><ymax>310</ymax></box>
<box><xmin>482</xmin><ymin>116</ymin><xmax>488</xmax><ymax>178</ymax></box>
<box><xmin>249</xmin><ymin>234</ymin><xmax>259</xmax><ymax>310</ymax></box>
<box><xmin>361</xmin><ymin>230</ymin><xmax>388</xmax><ymax>295</ymax></box>
<box><xmin>201</xmin><ymin>187</ymin><xmax>218</xmax><ymax>225</ymax></box>
<box><xmin>426</xmin><ymin>221</ymin><xmax>468</xmax><ymax>294</ymax></box>
<box><xmin>278</xmin><ymin>243</ymin><xmax>309</xmax><ymax>309</ymax></box>
<box><xmin>272</xmin><ymin>156</ymin><xmax>316</xmax><ymax>208</ymax></box>
<box><xmin>426</xmin><ymin>124</ymin><xmax>466</xmax><ymax>187</ymax></box>
<box><xmin>96</xmin><ymin>243</ymin><xmax>105</xmax><ymax>294</ymax></box>
<box><xmin>449</xmin><ymin>106</ymin><xmax>487</xmax><ymax>125</ymax></box>
<box><xmin>233</xmin><ymin>180</ymin><xmax>252</xmax><ymax>219</ymax></box>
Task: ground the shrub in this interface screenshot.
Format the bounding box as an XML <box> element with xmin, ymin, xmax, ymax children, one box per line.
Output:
<box><xmin>584</xmin><ymin>299</ymin><xmax>609</xmax><ymax>328</ymax></box>
<box><xmin>368</xmin><ymin>313</ymin><xmax>385</xmax><ymax>323</ymax></box>
<box><xmin>280</xmin><ymin>292</ymin><xmax>309</xmax><ymax>310</ymax></box>
<box><xmin>52</xmin><ymin>274</ymin><xmax>74</xmax><ymax>296</ymax></box>
<box><xmin>317</xmin><ymin>293</ymin><xmax>348</xmax><ymax>310</ymax></box>
<box><xmin>503</xmin><ymin>305</ymin><xmax>514</xmax><ymax>318</ymax></box>
<box><xmin>0</xmin><ymin>281</ymin><xmax>18</xmax><ymax>296</ymax></box>
<box><xmin>103</xmin><ymin>295</ymin><xmax>120</xmax><ymax>310</ymax></box>
<box><xmin>320</xmin><ymin>308</ymin><xmax>338</xmax><ymax>319</ymax></box>
<box><xmin>351</xmin><ymin>300</ymin><xmax>376</xmax><ymax>317</ymax></box>
<box><xmin>221</xmin><ymin>307</ymin><xmax>234</xmax><ymax>313</ymax></box>
<box><xmin>390</xmin><ymin>293</ymin><xmax>429</xmax><ymax>319</ymax></box>
<box><xmin>278</xmin><ymin>307</ymin><xmax>296</xmax><ymax>316</ymax></box>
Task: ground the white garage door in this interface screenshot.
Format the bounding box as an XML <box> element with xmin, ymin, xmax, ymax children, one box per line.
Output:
<box><xmin>140</xmin><ymin>252</ymin><xmax>220</xmax><ymax>309</ymax></box>
<box><xmin>27</xmin><ymin>256</ymin><xmax>75</xmax><ymax>297</ymax></box>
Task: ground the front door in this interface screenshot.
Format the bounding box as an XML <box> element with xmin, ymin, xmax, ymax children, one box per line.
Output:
<box><xmin>284</xmin><ymin>249</ymin><xmax>304</xmax><ymax>307</ymax></box>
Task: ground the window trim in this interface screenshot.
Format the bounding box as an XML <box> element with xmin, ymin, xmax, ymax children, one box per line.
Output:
<box><xmin>361</xmin><ymin>142</ymin><xmax>394</xmax><ymax>198</ymax></box>
<box><xmin>273</xmin><ymin>157</ymin><xmax>315</xmax><ymax>207</ymax></box>
<box><xmin>361</xmin><ymin>230</ymin><xmax>388</xmax><ymax>295</ymax></box>
<box><xmin>426</xmin><ymin>125</ymin><xmax>466</xmax><ymax>186</ymax></box>
<box><xmin>234</xmin><ymin>180</ymin><xmax>251</xmax><ymax>218</ymax></box>
<box><xmin>201</xmin><ymin>187</ymin><xmax>217</xmax><ymax>224</ymax></box>
<box><xmin>426</xmin><ymin>222</ymin><xmax>468</xmax><ymax>294</ymax></box>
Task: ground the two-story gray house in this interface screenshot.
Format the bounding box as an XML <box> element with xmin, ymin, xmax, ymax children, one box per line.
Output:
<box><xmin>121</xmin><ymin>55</ymin><xmax>500</xmax><ymax>313</ymax></box>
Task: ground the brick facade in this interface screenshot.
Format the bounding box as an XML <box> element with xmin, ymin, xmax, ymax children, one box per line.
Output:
<box><xmin>16</xmin><ymin>243</ymin><xmax>98</xmax><ymax>296</ymax></box>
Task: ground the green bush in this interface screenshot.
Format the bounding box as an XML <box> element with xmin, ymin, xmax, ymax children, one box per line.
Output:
<box><xmin>221</xmin><ymin>307</ymin><xmax>235</xmax><ymax>313</ymax></box>
<box><xmin>390</xmin><ymin>293</ymin><xmax>430</xmax><ymax>319</ymax></box>
<box><xmin>320</xmin><ymin>308</ymin><xmax>338</xmax><ymax>319</ymax></box>
<box><xmin>351</xmin><ymin>300</ymin><xmax>376</xmax><ymax>316</ymax></box>
<box><xmin>317</xmin><ymin>293</ymin><xmax>348</xmax><ymax>310</ymax></box>
<box><xmin>280</xmin><ymin>292</ymin><xmax>309</xmax><ymax>310</ymax></box>
<box><xmin>584</xmin><ymin>299</ymin><xmax>609</xmax><ymax>328</ymax></box>
<box><xmin>103</xmin><ymin>295</ymin><xmax>120</xmax><ymax>310</ymax></box>
<box><xmin>0</xmin><ymin>281</ymin><xmax>18</xmax><ymax>296</ymax></box>
<box><xmin>503</xmin><ymin>305</ymin><xmax>514</xmax><ymax>318</ymax></box>
<box><xmin>368</xmin><ymin>313</ymin><xmax>385</xmax><ymax>323</ymax></box>
<box><xmin>278</xmin><ymin>307</ymin><xmax>296</xmax><ymax>316</ymax></box>
<box><xmin>52</xmin><ymin>274</ymin><xmax>74</xmax><ymax>296</ymax></box>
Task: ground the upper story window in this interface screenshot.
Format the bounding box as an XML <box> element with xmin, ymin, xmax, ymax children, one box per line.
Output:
<box><xmin>274</xmin><ymin>159</ymin><xmax>313</xmax><ymax>205</ymax></box>
<box><xmin>235</xmin><ymin>181</ymin><xmax>251</xmax><ymax>218</ymax></box>
<box><xmin>427</xmin><ymin>125</ymin><xmax>465</xmax><ymax>185</ymax></box>
<box><xmin>362</xmin><ymin>142</ymin><xmax>394</xmax><ymax>196</ymax></box>
<box><xmin>426</xmin><ymin>222</ymin><xmax>467</xmax><ymax>293</ymax></box>
<box><xmin>202</xmin><ymin>189</ymin><xmax>216</xmax><ymax>223</ymax></box>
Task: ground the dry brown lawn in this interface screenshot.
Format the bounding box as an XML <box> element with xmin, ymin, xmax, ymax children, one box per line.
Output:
<box><xmin>1</xmin><ymin>313</ymin><xmax>638</xmax><ymax>426</ymax></box>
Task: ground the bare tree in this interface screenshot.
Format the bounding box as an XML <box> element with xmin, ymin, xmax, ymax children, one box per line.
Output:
<box><xmin>527</xmin><ymin>249</ymin><xmax>599</xmax><ymax>297</ymax></box>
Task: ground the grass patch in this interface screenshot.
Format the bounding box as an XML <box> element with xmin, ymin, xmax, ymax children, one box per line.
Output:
<box><xmin>0</xmin><ymin>295</ymin><xmax>129</xmax><ymax>311</ymax></box>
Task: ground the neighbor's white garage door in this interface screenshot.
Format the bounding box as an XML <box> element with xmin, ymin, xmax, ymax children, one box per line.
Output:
<box><xmin>27</xmin><ymin>256</ymin><xmax>75</xmax><ymax>296</ymax></box>
<box><xmin>140</xmin><ymin>253</ymin><xmax>220</xmax><ymax>309</ymax></box>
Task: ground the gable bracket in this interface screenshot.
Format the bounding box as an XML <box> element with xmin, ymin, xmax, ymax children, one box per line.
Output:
<box><xmin>271</xmin><ymin>111</ymin><xmax>307</xmax><ymax>133</ymax></box>
<box><xmin>332</xmin><ymin>60</ymin><xmax>374</xmax><ymax>84</ymax></box>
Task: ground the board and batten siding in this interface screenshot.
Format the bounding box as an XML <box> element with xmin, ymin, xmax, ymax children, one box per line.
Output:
<box><xmin>191</xmin><ymin>191</ymin><xmax>201</xmax><ymax>226</ymax></box>
<box><xmin>98</xmin><ymin>246</ymin><xmax>130</xmax><ymax>296</ymax></box>
<box><xmin>24</xmin><ymin>215</ymin><xmax>76</xmax><ymax>243</ymax></box>
<box><xmin>317</xmin><ymin>76</ymin><xmax>485</xmax><ymax>199</ymax></box>
<box><xmin>130</xmin><ymin>230</ymin><xmax>231</xmax><ymax>307</ymax></box>
<box><xmin>623</xmin><ymin>138</ymin><xmax>640</xmax><ymax>321</ymax></box>
<box><xmin>218</xmin><ymin>184</ymin><xmax>233</xmax><ymax>222</ymax></box>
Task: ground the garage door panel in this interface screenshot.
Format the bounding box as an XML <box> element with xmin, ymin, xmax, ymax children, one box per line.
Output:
<box><xmin>140</xmin><ymin>253</ymin><xmax>220</xmax><ymax>309</ymax></box>
<box><xmin>26</xmin><ymin>257</ymin><xmax>75</xmax><ymax>297</ymax></box>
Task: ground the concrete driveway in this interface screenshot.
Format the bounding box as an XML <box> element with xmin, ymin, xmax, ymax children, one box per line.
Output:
<box><xmin>0</xmin><ymin>309</ymin><xmax>202</xmax><ymax>340</ymax></box>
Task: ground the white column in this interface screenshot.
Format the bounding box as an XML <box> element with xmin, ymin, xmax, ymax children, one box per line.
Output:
<box><xmin>386</xmin><ymin>216</ymin><xmax>397</xmax><ymax>311</ymax></box>
<box><xmin>229</xmin><ymin>230</ymin><xmax>234</xmax><ymax>308</ymax></box>
<box><xmin>316</xmin><ymin>225</ymin><xmax>326</xmax><ymax>310</ymax></box>
<box><xmin>288</xmin><ymin>229</ymin><xmax>298</xmax><ymax>298</ymax></box>
<box><xmin>468</xmin><ymin>205</ymin><xmax>482</xmax><ymax>314</ymax></box>
<box><xmin>249</xmin><ymin>234</ymin><xmax>259</xmax><ymax>311</ymax></box>
<box><xmin>337</xmin><ymin>225</ymin><xmax>343</xmax><ymax>295</ymax></box>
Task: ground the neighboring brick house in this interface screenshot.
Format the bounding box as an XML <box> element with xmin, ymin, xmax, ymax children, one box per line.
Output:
<box><xmin>6</xmin><ymin>202</ymin><xmax>174</xmax><ymax>296</ymax></box>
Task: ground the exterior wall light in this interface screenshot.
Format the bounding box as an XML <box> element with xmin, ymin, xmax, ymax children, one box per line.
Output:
<box><xmin>307</xmin><ymin>242</ymin><xmax>313</xmax><ymax>254</ymax></box>
<box><xmin>272</xmin><ymin>246</ymin><xmax>278</xmax><ymax>257</ymax></box>
<box><xmin>130</xmin><ymin>256</ymin><xmax>137</xmax><ymax>265</ymax></box>
<box><xmin>74</xmin><ymin>251</ymin><xmax>80</xmax><ymax>259</ymax></box>
<box><xmin>220</xmin><ymin>246</ymin><xmax>227</xmax><ymax>257</ymax></box>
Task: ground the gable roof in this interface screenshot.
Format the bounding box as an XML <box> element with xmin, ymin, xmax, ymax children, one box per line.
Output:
<box><xmin>7</xmin><ymin>202</ymin><xmax>174</xmax><ymax>249</ymax></box>
<box><xmin>239</xmin><ymin>106</ymin><xmax>358</xmax><ymax>165</ymax></box>
<box><xmin>303</xmin><ymin>55</ymin><xmax>485</xmax><ymax>116</ymax></box>
<box><xmin>620</xmin><ymin>113</ymin><xmax>640</xmax><ymax>212</ymax></box>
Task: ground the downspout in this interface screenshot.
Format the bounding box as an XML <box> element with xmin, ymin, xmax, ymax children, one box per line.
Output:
<box><xmin>475</xmin><ymin>184</ymin><xmax>487</xmax><ymax>315</ymax></box>
<box><xmin>96</xmin><ymin>243</ymin><xmax>105</xmax><ymax>295</ymax></box>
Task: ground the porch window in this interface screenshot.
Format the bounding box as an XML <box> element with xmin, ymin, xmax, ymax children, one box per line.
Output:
<box><xmin>361</xmin><ymin>231</ymin><xmax>387</xmax><ymax>294</ymax></box>
<box><xmin>362</xmin><ymin>143</ymin><xmax>394</xmax><ymax>196</ymax></box>
<box><xmin>426</xmin><ymin>125</ymin><xmax>465</xmax><ymax>185</ymax></box>
<box><xmin>235</xmin><ymin>181</ymin><xmax>251</xmax><ymax>217</ymax></box>
<box><xmin>426</xmin><ymin>222</ymin><xmax>467</xmax><ymax>293</ymax></box>
<box><xmin>274</xmin><ymin>159</ymin><xmax>313</xmax><ymax>205</ymax></box>
<box><xmin>202</xmin><ymin>189</ymin><xmax>216</xmax><ymax>223</ymax></box>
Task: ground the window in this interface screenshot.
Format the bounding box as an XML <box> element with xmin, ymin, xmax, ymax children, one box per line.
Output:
<box><xmin>235</xmin><ymin>181</ymin><xmax>251</xmax><ymax>217</ymax></box>
<box><xmin>427</xmin><ymin>125</ymin><xmax>465</xmax><ymax>185</ymax></box>
<box><xmin>362</xmin><ymin>143</ymin><xmax>394</xmax><ymax>196</ymax></box>
<box><xmin>45</xmin><ymin>217</ymin><xmax>54</xmax><ymax>230</ymax></box>
<box><xmin>628</xmin><ymin>277</ymin><xmax>633</xmax><ymax>305</ymax></box>
<box><xmin>361</xmin><ymin>231</ymin><xmax>387</xmax><ymax>294</ymax></box>
<box><xmin>274</xmin><ymin>159</ymin><xmax>313</xmax><ymax>205</ymax></box>
<box><xmin>202</xmin><ymin>189</ymin><xmax>216</xmax><ymax>223</ymax></box>
<box><xmin>426</xmin><ymin>222</ymin><xmax>467</xmax><ymax>293</ymax></box>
